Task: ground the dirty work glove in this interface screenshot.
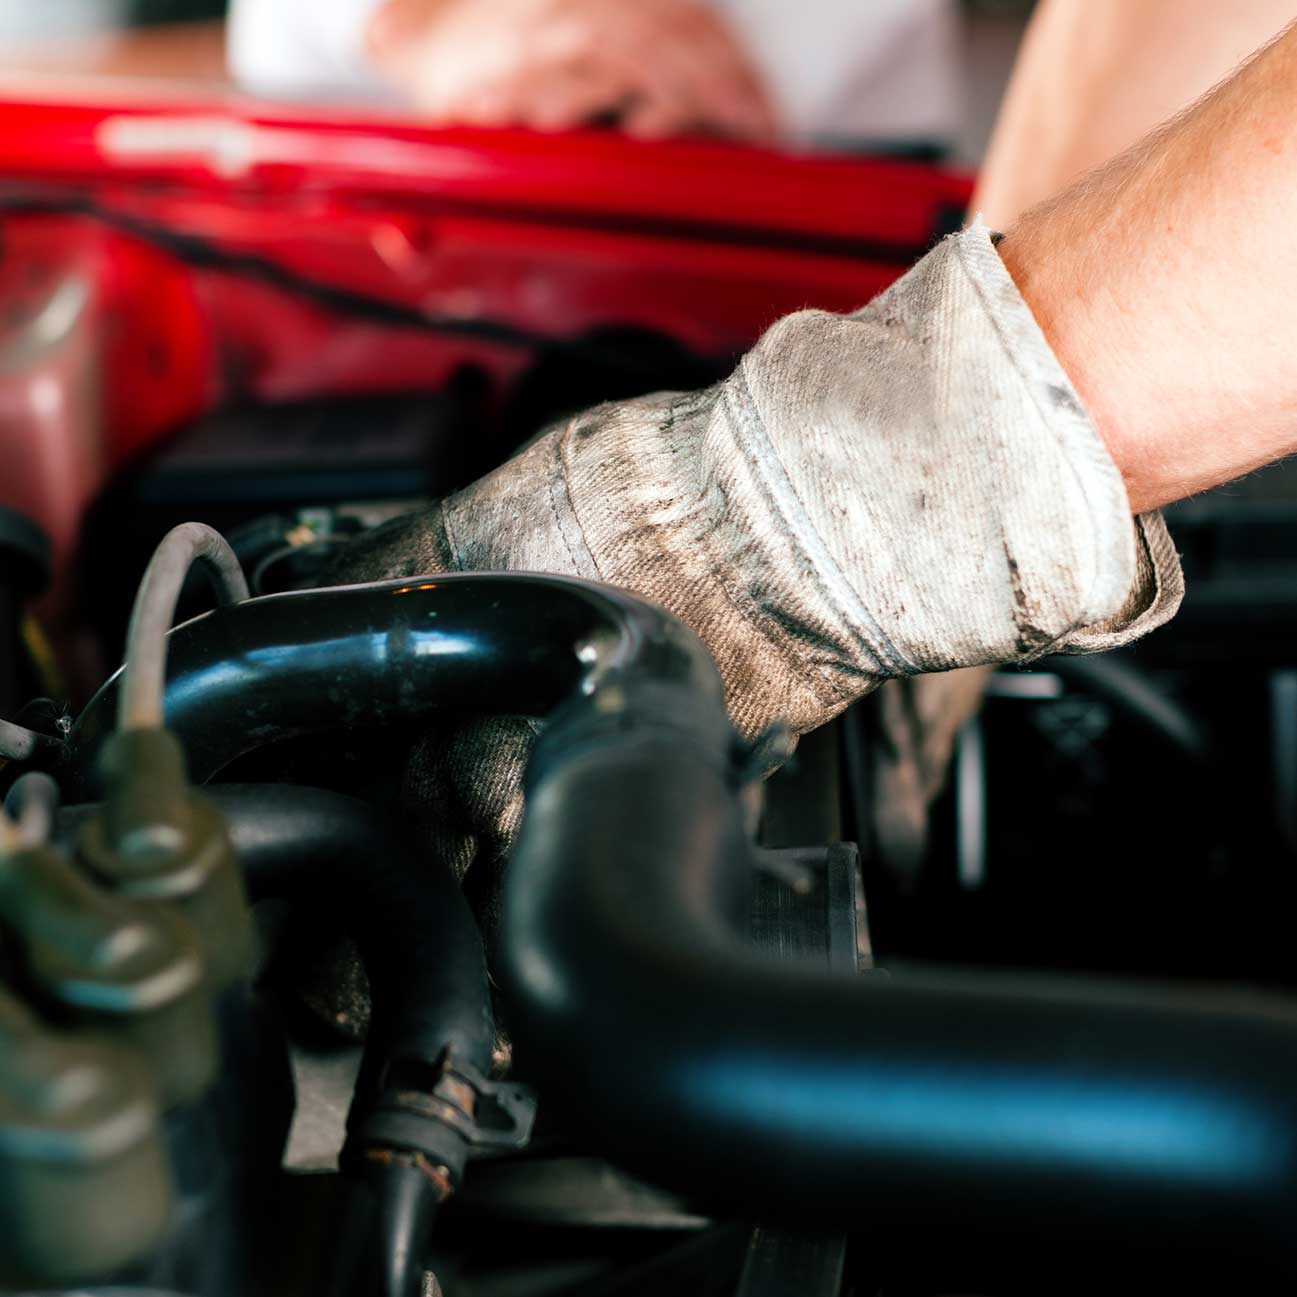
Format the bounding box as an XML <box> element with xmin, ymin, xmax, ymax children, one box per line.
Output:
<box><xmin>329</xmin><ymin>218</ymin><xmax>1182</xmax><ymax>929</ymax></box>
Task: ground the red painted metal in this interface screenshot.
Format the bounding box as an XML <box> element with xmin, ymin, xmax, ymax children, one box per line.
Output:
<box><xmin>0</xmin><ymin>81</ymin><xmax>973</xmax><ymax>581</ymax></box>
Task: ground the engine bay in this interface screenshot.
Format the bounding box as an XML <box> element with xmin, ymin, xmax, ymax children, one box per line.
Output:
<box><xmin>3</xmin><ymin>91</ymin><xmax>1297</xmax><ymax>1297</ymax></box>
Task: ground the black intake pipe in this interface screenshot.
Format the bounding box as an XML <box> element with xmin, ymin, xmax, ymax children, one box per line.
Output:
<box><xmin>65</xmin><ymin>574</ymin><xmax>719</xmax><ymax>792</ymax></box>
<box><xmin>54</xmin><ymin>574</ymin><xmax>1297</xmax><ymax>1276</ymax></box>
<box><xmin>503</xmin><ymin>665</ymin><xmax>1297</xmax><ymax>1279</ymax></box>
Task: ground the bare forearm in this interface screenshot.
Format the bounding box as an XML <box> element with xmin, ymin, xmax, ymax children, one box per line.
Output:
<box><xmin>998</xmin><ymin>19</ymin><xmax>1297</xmax><ymax>514</ymax></box>
<box><xmin>974</xmin><ymin>0</ymin><xmax>1295</xmax><ymax>226</ymax></box>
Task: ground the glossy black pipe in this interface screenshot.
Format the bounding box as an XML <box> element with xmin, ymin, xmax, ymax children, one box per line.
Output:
<box><xmin>326</xmin><ymin>1158</ymin><xmax>444</xmax><ymax>1297</ymax></box>
<box><xmin>65</xmin><ymin>574</ymin><xmax>720</xmax><ymax>794</ymax></box>
<box><xmin>502</xmin><ymin>686</ymin><xmax>1297</xmax><ymax>1277</ymax></box>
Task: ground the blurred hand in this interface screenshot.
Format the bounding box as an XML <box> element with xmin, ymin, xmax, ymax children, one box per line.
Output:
<box><xmin>365</xmin><ymin>0</ymin><xmax>777</xmax><ymax>140</ymax></box>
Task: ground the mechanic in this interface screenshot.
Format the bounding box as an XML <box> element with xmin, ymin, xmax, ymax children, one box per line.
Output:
<box><xmin>311</xmin><ymin>10</ymin><xmax>1297</xmax><ymax>882</ymax></box>
<box><xmin>226</xmin><ymin>0</ymin><xmax>963</xmax><ymax>153</ymax></box>
<box><xmin>230</xmin><ymin>2</ymin><xmax>1297</xmax><ymax>881</ymax></box>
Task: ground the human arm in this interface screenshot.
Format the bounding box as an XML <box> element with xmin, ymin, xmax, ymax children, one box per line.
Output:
<box><xmin>997</xmin><ymin>14</ymin><xmax>1297</xmax><ymax>512</ymax></box>
<box><xmin>890</xmin><ymin>0</ymin><xmax>1297</xmax><ymax>864</ymax></box>
<box><xmin>328</xmin><ymin>11</ymin><xmax>1297</xmax><ymax>889</ymax></box>
<box><xmin>974</xmin><ymin>0</ymin><xmax>1297</xmax><ymax>227</ymax></box>
<box><xmin>334</xmin><ymin>12</ymin><xmax>1297</xmax><ymax>892</ymax></box>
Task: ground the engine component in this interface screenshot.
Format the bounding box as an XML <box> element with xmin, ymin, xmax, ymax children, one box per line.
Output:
<box><xmin>201</xmin><ymin>783</ymin><xmax>532</xmax><ymax>1297</ymax></box>
<box><xmin>72</xmin><ymin>731</ymin><xmax>293</xmax><ymax>1296</ymax></box>
<box><xmin>58</xmin><ymin>781</ymin><xmax>529</xmax><ymax>1297</ymax></box>
<box><xmin>64</xmin><ymin>523</ymin><xmax>253</xmax><ymax>985</ymax></box>
<box><xmin>500</xmin><ymin>629</ymin><xmax>1297</xmax><ymax>1281</ymax></box>
<box><xmin>0</xmin><ymin>984</ymin><xmax>171</xmax><ymax>1288</ymax></box>
<box><xmin>0</xmin><ymin>816</ymin><xmax>284</xmax><ymax>1297</ymax></box>
<box><xmin>63</xmin><ymin>571</ymin><xmax>720</xmax><ymax>789</ymax></box>
<box><xmin>77</xmin><ymin>728</ymin><xmax>253</xmax><ymax>993</ymax></box>
<box><xmin>29</xmin><ymin>521</ymin><xmax>537</xmax><ymax>1295</ymax></box>
<box><xmin>0</xmin><ymin>842</ymin><xmax>214</xmax><ymax>1107</ymax></box>
<box><xmin>50</xmin><ymin>559</ymin><xmax>1297</xmax><ymax>1278</ymax></box>
<box><xmin>18</xmin><ymin>515</ymin><xmax>1297</xmax><ymax>1290</ymax></box>
<box><xmin>0</xmin><ymin>522</ymin><xmax>292</xmax><ymax>1296</ymax></box>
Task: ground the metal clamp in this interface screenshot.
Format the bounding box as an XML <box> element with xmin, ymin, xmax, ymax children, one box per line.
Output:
<box><xmin>356</xmin><ymin>1052</ymin><xmax>538</xmax><ymax>1181</ymax></box>
<box><xmin>388</xmin><ymin>1059</ymin><xmax>537</xmax><ymax>1156</ymax></box>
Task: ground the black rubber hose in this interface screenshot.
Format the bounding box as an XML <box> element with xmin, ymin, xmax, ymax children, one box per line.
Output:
<box><xmin>325</xmin><ymin>1157</ymin><xmax>446</xmax><ymax>1297</ymax></box>
<box><xmin>218</xmin><ymin>784</ymin><xmax>494</xmax><ymax>1297</ymax></box>
<box><xmin>64</xmin><ymin>573</ymin><xmax>719</xmax><ymax>794</ymax></box>
<box><xmin>60</xmin><ymin>785</ymin><xmax>496</xmax><ymax>1125</ymax></box>
<box><xmin>500</xmin><ymin>680</ymin><xmax>1297</xmax><ymax>1280</ymax></box>
<box><xmin>220</xmin><ymin>784</ymin><xmax>495</xmax><ymax>1106</ymax></box>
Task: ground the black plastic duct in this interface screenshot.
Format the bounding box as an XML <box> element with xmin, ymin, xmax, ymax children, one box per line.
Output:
<box><xmin>65</xmin><ymin>574</ymin><xmax>719</xmax><ymax>792</ymax></box>
<box><xmin>502</xmin><ymin>663</ymin><xmax>1297</xmax><ymax>1277</ymax></box>
<box><xmin>55</xmin><ymin>573</ymin><xmax>1297</xmax><ymax>1275</ymax></box>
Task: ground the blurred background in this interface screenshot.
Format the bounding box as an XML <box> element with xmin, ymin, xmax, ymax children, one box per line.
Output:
<box><xmin>0</xmin><ymin>0</ymin><xmax>1036</xmax><ymax>167</ymax></box>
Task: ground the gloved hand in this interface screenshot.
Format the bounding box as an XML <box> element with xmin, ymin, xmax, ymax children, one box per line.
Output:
<box><xmin>329</xmin><ymin>220</ymin><xmax>1182</xmax><ymax>930</ymax></box>
<box><xmin>364</xmin><ymin>0</ymin><xmax>777</xmax><ymax>139</ymax></box>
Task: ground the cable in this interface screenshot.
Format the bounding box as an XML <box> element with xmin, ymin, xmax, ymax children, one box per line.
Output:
<box><xmin>249</xmin><ymin>538</ymin><xmax>348</xmax><ymax>597</ymax></box>
<box><xmin>119</xmin><ymin>523</ymin><xmax>249</xmax><ymax>732</ymax></box>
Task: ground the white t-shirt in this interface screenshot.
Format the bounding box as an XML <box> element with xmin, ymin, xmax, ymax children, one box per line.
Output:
<box><xmin>227</xmin><ymin>0</ymin><xmax>964</xmax><ymax>151</ymax></box>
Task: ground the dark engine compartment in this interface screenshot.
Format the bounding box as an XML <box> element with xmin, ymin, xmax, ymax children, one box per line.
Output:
<box><xmin>0</xmin><ymin>117</ymin><xmax>1294</xmax><ymax>1297</ymax></box>
<box><xmin>4</xmin><ymin>352</ymin><xmax>1297</xmax><ymax>1297</ymax></box>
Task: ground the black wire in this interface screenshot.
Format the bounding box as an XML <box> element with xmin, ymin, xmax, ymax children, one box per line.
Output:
<box><xmin>0</xmin><ymin>188</ymin><xmax>675</xmax><ymax>376</ymax></box>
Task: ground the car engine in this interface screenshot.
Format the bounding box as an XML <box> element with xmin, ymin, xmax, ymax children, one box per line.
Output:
<box><xmin>2</xmin><ymin>93</ymin><xmax>1297</xmax><ymax>1297</ymax></box>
